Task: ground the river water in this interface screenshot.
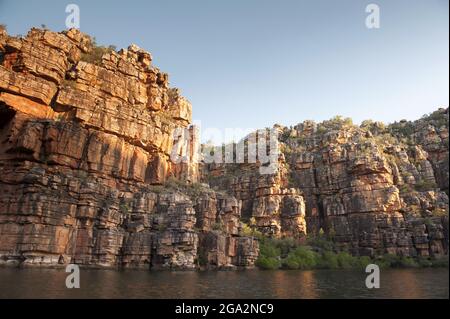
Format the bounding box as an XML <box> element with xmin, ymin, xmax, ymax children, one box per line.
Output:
<box><xmin>0</xmin><ymin>267</ymin><xmax>448</xmax><ymax>299</ymax></box>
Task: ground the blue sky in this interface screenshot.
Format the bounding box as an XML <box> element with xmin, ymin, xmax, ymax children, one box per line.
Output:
<box><xmin>0</xmin><ymin>0</ymin><xmax>448</xmax><ymax>143</ymax></box>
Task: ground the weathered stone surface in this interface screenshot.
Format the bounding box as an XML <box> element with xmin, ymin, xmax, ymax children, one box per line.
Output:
<box><xmin>0</xmin><ymin>28</ymin><xmax>257</xmax><ymax>269</ymax></box>
<box><xmin>197</xmin><ymin>231</ymin><xmax>259</xmax><ymax>269</ymax></box>
<box><xmin>412</xmin><ymin>108</ymin><xmax>449</xmax><ymax>192</ymax></box>
<box><xmin>0</xmin><ymin>27</ymin><xmax>446</xmax><ymax>268</ymax></box>
<box><xmin>0</xmin><ymin>65</ymin><xmax>58</xmax><ymax>105</ymax></box>
<box><xmin>205</xmin><ymin>158</ymin><xmax>308</xmax><ymax>238</ymax></box>
<box><xmin>204</xmin><ymin>110</ymin><xmax>449</xmax><ymax>258</ymax></box>
<box><xmin>286</xmin><ymin>113</ymin><xmax>449</xmax><ymax>257</ymax></box>
<box><xmin>0</xmin><ymin>92</ymin><xmax>56</xmax><ymax>119</ymax></box>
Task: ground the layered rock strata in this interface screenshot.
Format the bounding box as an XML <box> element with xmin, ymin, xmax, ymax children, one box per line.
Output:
<box><xmin>0</xmin><ymin>27</ymin><xmax>447</xmax><ymax>266</ymax></box>
<box><xmin>204</xmin><ymin>110</ymin><xmax>449</xmax><ymax>258</ymax></box>
<box><xmin>0</xmin><ymin>28</ymin><xmax>258</xmax><ymax>268</ymax></box>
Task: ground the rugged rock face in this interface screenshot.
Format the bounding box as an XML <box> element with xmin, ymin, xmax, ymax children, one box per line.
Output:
<box><xmin>204</xmin><ymin>110</ymin><xmax>449</xmax><ymax>258</ymax></box>
<box><xmin>0</xmin><ymin>27</ymin><xmax>447</xmax><ymax>268</ymax></box>
<box><xmin>205</xmin><ymin>156</ymin><xmax>307</xmax><ymax>238</ymax></box>
<box><xmin>0</xmin><ymin>28</ymin><xmax>258</xmax><ymax>269</ymax></box>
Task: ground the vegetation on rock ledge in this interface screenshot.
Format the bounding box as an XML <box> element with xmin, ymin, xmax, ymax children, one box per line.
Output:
<box><xmin>80</xmin><ymin>36</ymin><xmax>117</xmax><ymax>65</ymax></box>
<box><xmin>256</xmin><ymin>236</ymin><xmax>449</xmax><ymax>270</ymax></box>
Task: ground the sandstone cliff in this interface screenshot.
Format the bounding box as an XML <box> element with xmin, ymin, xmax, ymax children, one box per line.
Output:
<box><xmin>204</xmin><ymin>109</ymin><xmax>449</xmax><ymax>258</ymax></box>
<box><xmin>0</xmin><ymin>28</ymin><xmax>258</xmax><ymax>268</ymax></box>
<box><xmin>0</xmin><ymin>27</ymin><xmax>448</xmax><ymax>269</ymax></box>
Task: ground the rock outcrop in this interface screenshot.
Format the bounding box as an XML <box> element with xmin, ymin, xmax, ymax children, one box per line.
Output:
<box><xmin>204</xmin><ymin>110</ymin><xmax>449</xmax><ymax>258</ymax></box>
<box><xmin>0</xmin><ymin>28</ymin><xmax>258</xmax><ymax>269</ymax></box>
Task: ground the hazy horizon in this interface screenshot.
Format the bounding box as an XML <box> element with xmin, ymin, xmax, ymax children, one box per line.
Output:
<box><xmin>1</xmin><ymin>0</ymin><xmax>448</xmax><ymax>143</ymax></box>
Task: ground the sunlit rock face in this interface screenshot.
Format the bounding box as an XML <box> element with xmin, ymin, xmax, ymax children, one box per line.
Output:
<box><xmin>0</xmin><ymin>27</ymin><xmax>447</xmax><ymax>268</ymax></box>
<box><xmin>0</xmin><ymin>28</ymin><xmax>258</xmax><ymax>269</ymax></box>
<box><xmin>204</xmin><ymin>110</ymin><xmax>449</xmax><ymax>258</ymax></box>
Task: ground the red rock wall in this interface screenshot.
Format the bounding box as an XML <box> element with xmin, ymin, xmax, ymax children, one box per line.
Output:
<box><xmin>204</xmin><ymin>114</ymin><xmax>449</xmax><ymax>258</ymax></box>
<box><xmin>0</xmin><ymin>28</ymin><xmax>258</xmax><ymax>269</ymax></box>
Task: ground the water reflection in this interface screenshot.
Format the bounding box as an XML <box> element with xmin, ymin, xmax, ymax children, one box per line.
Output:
<box><xmin>271</xmin><ymin>270</ymin><xmax>318</xmax><ymax>298</ymax></box>
<box><xmin>0</xmin><ymin>268</ymin><xmax>447</xmax><ymax>299</ymax></box>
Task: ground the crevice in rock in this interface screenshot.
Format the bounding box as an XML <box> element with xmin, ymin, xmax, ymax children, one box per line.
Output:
<box><xmin>0</xmin><ymin>102</ymin><xmax>16</xmax><ymax>130</ymax></box>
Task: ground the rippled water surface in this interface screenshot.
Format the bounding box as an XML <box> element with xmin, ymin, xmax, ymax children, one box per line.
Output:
<box><xmin>0</xmin><ymin>267</ymin><xmax>448</xmax><ymax>298</ymax></box>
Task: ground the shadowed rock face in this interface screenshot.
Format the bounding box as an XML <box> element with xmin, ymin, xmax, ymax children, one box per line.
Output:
<box><xmin>0</xmin><ymin>28</ymin><xmax>258</xmax><ymax>269</ymax></box>
<box><xmin>204</xmin><ymin>110</ymin><xmax>449</xmax><ymax>258</ymax></box>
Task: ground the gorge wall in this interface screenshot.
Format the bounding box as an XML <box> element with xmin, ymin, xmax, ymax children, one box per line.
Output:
<box><xmin>0</xmin><ymin>27</ymin><xmax>448</xmax><ymax>269</ymax></box>
<box><xmin>205</xmin><ymin>109</ymin><xmax>449</xmax><ymax>258</ymax></box>
<box><xmin>0</xmin><ymin>28</ymin><xmax>258</xmax><ymax>269</ymax></box>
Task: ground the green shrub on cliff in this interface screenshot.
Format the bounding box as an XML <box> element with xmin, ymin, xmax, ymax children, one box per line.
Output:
<box><xmin>162</xmin><ymin>177</ymin><xmax>208</xmax><ymax>200</ymax></box>
<box><xmin>422</xmin><ymin>109</ymin><xmax>449</xmax><ymax>128</ymax></box>
<box><xmin>81</xmin><ymin>45</ymin><xmax>116</xmax><ymax>65</ymax></box>
<box><xmin>240</xmin><ymin>222</ymin><xmax>263</xmax><ymax>239</ymax></box>
<box><xmin>416</xmin><ymin>256</ymin><xmax>433</xmax><ymax>267</ymax></box>
<box><xmin>430</xmin><ymin>256</ymin><xmax>449</xmax><ymax>268</ymax></box>
<box><xmin>256</xmin><ymin>238</ymin><xmax>284</xmax><ymax>270</ymax></box>
<box><xmin>374</xmin><ymin>254</ymin><xmax>449</xmax><ymax>268</ymax></box>
<box><xmin>259</xmin><ymin>239</ymin><xmax>281</xmax><ymax>258</ymax></box>
<box><xmin>360</xmin><ymin>120</ymin><xmax>386</xmax><ymax>136</ymax></box>
<box><xmin>119</xmin><ymin>203</ymin><xmax>129</xmax><ymax>214</ymax></box>
<box><xmin>375</xmin><ymin>254</ymin><xmax>419</xmax><ymax>268</ymax></box>
<box><xmin>414</xmin><ymin>179</ymin><xmax>437</xmax><ymax>192</ymax></box>
<box><xmin>255</xmin><ymin>256</ymin><xmax>281</xmax><ymax>270</ymax></box>
<box><xmin>431</xmin><ymin>208</ymin><xmax>448</xmax><ymax>217</ymax></box>
<box><xmin>197</xmin><ymin>250</ymin><xmax>208</xmax><ymax>266</ymax></box>
<box><xmin>282</xmin><ymin>255</ymin><xmax>302</xmax><ymax>269</ymax></box>
<box><xmin>317</xmin><ymin>251</ymin><xmax>339</xmax><ymax>269</ymax></box>
<box><xmin>336</xmin><ymin>252</ymin><xmax>358</xmax><ymax>269</ymax></box>
<box><xmin>388</xmin><ymin>120</ymin><xmax>415</xmax><ymax>139</ymax></box>
<box><xmin>398</xmin><ymin>183</ymin><xmax>414</xmax><ymax>194</ymax></box>
<box><xmin>306</xmin><ymin>235</ymin><xmax>335</xmax><ymax>252</ymax></box>
<box><xmin>80</xmin><ymin>36</ymin><xmax>117</xmax><ymax>65</ymax></box>
<box><xmin>255</xmin><ymin>236</ymin><xmax>447</xmax><ymax>270</ymax></box>
<box><xmin>396</xmin><ymin>256</ymin><xmax>419</xmax><ymax>268</ymax></box>
<box><xmin>275</xmin><ymin>238</ymin><xmax>296</xmax><ymax>256</ymax></box>
<box><xmin>282</xmin><ymin>247</ymin><xmax>319</xmax><ymax>269</ymax></box>
<box><xmin>212</xmin><ymin>222</ymin><xmax>225</xmax><ymax>231</ymax></box>
<box><xmin>357</xmin><ymin>256</ymin><xmax>373</xmax><ymax>269</ymax></box>
<box><xmin>257</xmin><ymin>237</ymin><xmax>297</xmax><ymax>258</ymax></box>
